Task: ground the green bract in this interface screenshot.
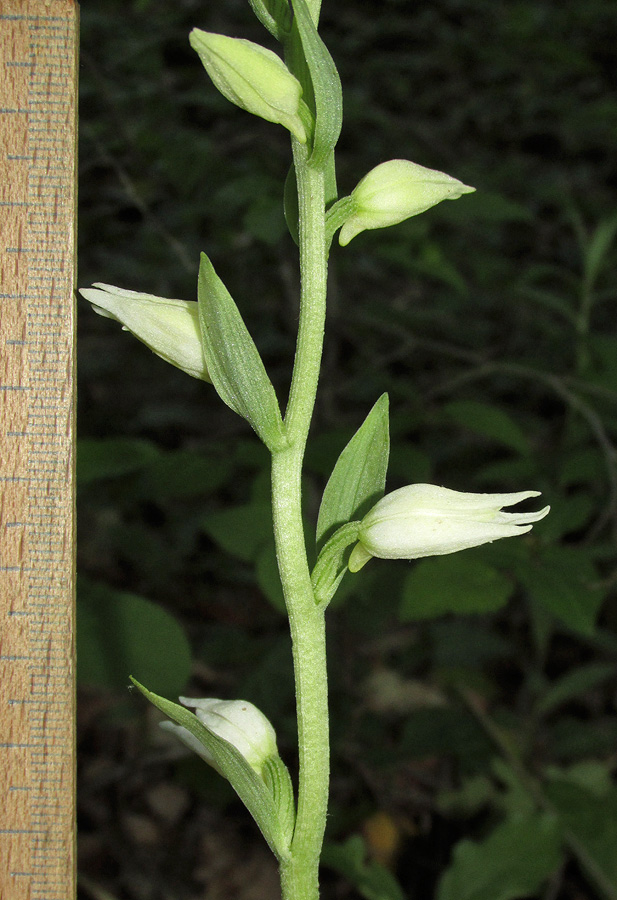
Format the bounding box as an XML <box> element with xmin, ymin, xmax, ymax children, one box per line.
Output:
<box><xmin>197</xmin><ymin>252</ymin><xmax>286</xmax><ymax>452</ymax></box>
<box><xmin>79</xmin><ymin>284</ymin><xmax>211</xmax><ymax>382</ymax></box>
<box><xmin>348</xmin><ymin>485</ymin><xmax>550</xmax><ymax>572</ymax></box>
<box><xmin>316</xmin><ymin>393</ymin><xmax>389</xmax><ymax>551</ymax></box>
<box><xmin>337</xmin><ymin>159</ymin><xmax>475</xmax><ymax>246</ymax></box>
<box><xmin>248</xmin><ymin>0</ymin><xmax>293</xmax><ymax>41</ymax></box>
<box><xmin>189</xmin><ymin>29</ymin><xmax>309</xmax><ymax>143</ymax></box>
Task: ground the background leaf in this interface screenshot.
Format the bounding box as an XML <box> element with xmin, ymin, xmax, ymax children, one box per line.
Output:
<box><xmin>77</xmin><ymin>438</ymin><xmax>159</xmax><ymax>485</ymax></box>
<box><xmin>322</xmin><ymin>836</ymin><xmax>406</xmax><ymax>900</ymax></box>
<box><xmin>400</xmin><ymin>554</ymin><xmax>515</xmax><ymax>621</ymax></box>
<box><xmin>77</xmin><ymin>577</ymin><xmax>192</xmax><ymax>697</ymax></box>
<box><xmin>546</xmin><ymin>780</ymin><xmax>617</xmax><ymax>894</ymax></box>
<box><xmin>519</xmin><ymin>546</ymin><xmax>605</xmax><ymax>636</ymax></box>
<box><xmin>443</xmin><ymin>401</ymin><xmax>531</xmax><ymax>456</ymax></box>
<box><xmin>436</xmin><ymin>814</ymin><xmax>563</xmax><ymax>900</ymax></box>
<box><xmin>201</xmin><ymin>503</ymin><xmax>273</xmax><ymax>563</ymax></box>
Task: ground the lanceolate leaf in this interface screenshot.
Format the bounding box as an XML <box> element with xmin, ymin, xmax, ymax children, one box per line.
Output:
<box><xmin>316</xmin><ymin>393</ymin><xmax>389</xmax><ymax>551</ymax></box>
<box><xmin>286</xmin><ymin>0</ymin><xmax>342</xmax><ymax>169</ymax></box>
<box><xmin>198</xmin><ymin>253</ymin><xmax>286</xmax><ymax>452</ymax></box>
<box><xmin>131</xmin><ymin>679</ymin><xmax>291</xmax><ymax>861</ymax></box>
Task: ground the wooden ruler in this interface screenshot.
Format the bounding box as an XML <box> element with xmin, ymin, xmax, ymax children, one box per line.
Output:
<box><xmin>0</xmin><ymin>3</ymin><xmax>78</xmax><ymax>899</ymax></box>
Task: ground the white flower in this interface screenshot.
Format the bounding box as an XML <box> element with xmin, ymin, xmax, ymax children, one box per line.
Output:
<box><xmin>79</xmin><ymin>283</ymin><xmax>210</xmax><ymax>382</ymax></box>
<box><xmin>161</xmin><ymin>697</ymin><xmax>278</xmax><ymax>776</ymax></box>
<box><xmin>189</xmin><ymin>29</ymin><xmax>308</xmax><ymax>143</ymax></box>
<box><xmin>339</xmin><ymin>159</ymin><xmax>475</xmax><ymax>246</ymax></box>
<box><xmin>348</xmin><ymin>484</ymin><xmax>549</xmax><ymax>572</ymax></box>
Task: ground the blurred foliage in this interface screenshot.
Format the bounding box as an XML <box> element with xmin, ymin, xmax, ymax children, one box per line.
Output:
<box><xmin>77</xmin><ymin>0</ymin><xmax>617</xmax><ymax>898</ymax></box>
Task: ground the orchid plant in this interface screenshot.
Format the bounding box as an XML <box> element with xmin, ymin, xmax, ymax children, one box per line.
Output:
<box><xmin>80</xmin><ymin>2</ymin><xmax>549</xmax><ymax>899</ymax></box>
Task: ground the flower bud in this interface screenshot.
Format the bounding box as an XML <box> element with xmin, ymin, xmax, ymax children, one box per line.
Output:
<box><xmin>348</xmin><ymin>484</ymin><xmax>549</xmax><ymax>572</ymax></box>
<box><xmin>79</xmin><ymin>283</ymin><xmax>210</xmax><ymax>382</ymax></box>
<box><xmin>161</xmin><ymin>697</ymin><xmax>278</xmax><ymax>777</ymax></box>
<box><xmin>189</xmin><ymin>29</ymin><xmax>308</xmax><ymax>143</ymax></box>
<box><xmin>339</xmin><ymin>159</ymin><xmax>475</xmax><ymax>246</ymax></box>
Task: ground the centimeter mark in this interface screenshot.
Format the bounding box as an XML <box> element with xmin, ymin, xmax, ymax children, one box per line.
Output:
<box><xmin>0</xmin><ymin>4</ymin><xmax>77</xmax><ymax>900</ymax></box>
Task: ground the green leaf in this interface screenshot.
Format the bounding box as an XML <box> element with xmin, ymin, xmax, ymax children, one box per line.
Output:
<box><xmin>443</xmin><ymin>400</ymin><xmax>531</xmax><ymax>455</ymax></box>
<box><xmin>286</xmin><ymin>0</ymin><xmax>342</xmax><ymax>169</ymax></box>
<box><xmin>322</xmin><ymin>835</ymin><xmax>406</xmax><ymax>900</ymax></box>
<box><xmin>582</xmin><ymin>211</ymin><xmax>617</xmax><ymax>292</ymax></box>
<box><xmin>400</xmin><ymin>554</ymin><xmax>515</xmax><ymax>621</ymax></box>
<box><xmin>201</xmin><ymin>503</ymin><xmax>272</xmax><ymax>563</ymax></box>
<box><xmin>77</xmin><ymin>578</ymin><xmax>191</xmax><ymax>697</ymax></box>
<box><xmin>534</xmin><ymin>662</ymin><xmax>617</xmax><ymax>717</ymax></box>
<box><xmin>283</xmin><ymin>164</ymin><xmax>299</xmax><ymax>245</ymax></box>
<box><xmin>546</xmin><ymin>779</ymin><xmax>617</xmax><ymax>896</ymax></box>
<box><xmin>136</xmin><ymin>448</ymin><xmax>231</xmax><ymax>501</ymax></box>
<box><xmin>262</xmin><ymin>756</ymin><xmax>295</xmax><ymax>850</ymax></box>
<box><xmin>534</xmin><ymin>491</ymin><xmax>593</xmax><ymax>541</ymax></box>
<box><xmin>131</xmin><ymin>680</ymin><xmax>291</xmax><ymax>861</ymax></box>
<box><xmin>559</xmin><ymin>447</ymin><xmax>604</xmax><ymax>488</ymax></box>
<box><xmin>256</xmin><ymin>542</ymin><xmax>287</xmax><ymax>614</ymax></box>
<box><xmin>436</xmin><ymin>814</ymin><xmax>563</xmax><ymax>900</ymax></box>
<box><xmin>437</xmin><ymin>775</ymin><xmax>494</xmax><ymax>817</ymax></box>
<box><xmin>77</xmin><ymin>438</ymin><xmax>159</xmax><ymax>485</ymax></box>
<box><xmin>248</xmin><ymin>0</ymin><xmax>293</xmax><ymax>41</ymax></box>
<box><xmin>198</xmin><ymin>252</ymin><xmax>286</xmax><ymax>452</ymax></box>
<box><xmin>429</xmin><ymin>620</ymin><xmax>513</xmax><ymax>668</ymax></box>
<box><xmin>311</xmin><ymin>521</ymin><xmax>361</xmax><ymax>608</ymax></box>
<box><xmin>387</xmin><ymin>442</ymin><xmax>432</xmax><ymax>483</ymax></box>
<box><xmin>316</xmin><ymin>393</ymin><xmax>390</xmax><ymax>551</ymax></box>
<box><xmin>400</xmin><ymin>706</ymin><xmax>493</xmax><ymax>771</ymax></box>
<box><xmin>546</xmin><ymin>761</ymin><xmax>613</xmax><ymax>798</ymax></box>
<box><xmin>549</xmin><ymin>715</ymin><xmax>617</xmax><ymax>761</ymax></box>
<box><xmin>519</xmin><ymin>545</ymin><xmax>605</xmax><ymax>636</ymax></box>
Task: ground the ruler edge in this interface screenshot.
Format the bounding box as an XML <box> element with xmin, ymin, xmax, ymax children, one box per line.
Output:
<box><xmin>0</xmin><ymin>2</ymin><xmax>79</xmax><ymax>898</ymax></box>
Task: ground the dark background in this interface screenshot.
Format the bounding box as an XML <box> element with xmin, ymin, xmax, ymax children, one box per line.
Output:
<box><xmin>76</xmin><ymin>2</ymin><xmax>617</xmax><ymax>899</ymax></box>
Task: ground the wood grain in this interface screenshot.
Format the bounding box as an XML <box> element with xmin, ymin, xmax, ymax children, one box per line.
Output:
<box><xmin>0</xmin><ymin>3</ymin><xmax>77</xmax><ymax>898</ymax></box>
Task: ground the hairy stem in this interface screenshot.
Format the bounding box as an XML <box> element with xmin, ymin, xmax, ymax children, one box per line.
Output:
<box><xmin>272</xmin><ymin>140</ymin><xmax>328</xmax><ymax>900</ymax></box>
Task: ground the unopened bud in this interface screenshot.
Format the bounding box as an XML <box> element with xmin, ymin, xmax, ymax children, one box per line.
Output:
<box><xmin>348</xmin><ymin>485</ymin><xmax>549</xmax><ymax>572</ymax></box>
<box><xmin>161</xmin><ymin>697</ymin><xmax>278</xmax><ymax>777</ymax></box>
<box><xmin>339</xmin><ymin>159</ymin><xmax>475</xmax><ymax>246</ymax></box>
<box><xmin>190</xmin><ymin>29</ymin><xmax>308</xmax><ymax>143</ymax></box>
<box><xmin>79</xmin><ymin>283</ymin><xmax>210</xmax><ymax>382</ymax></box>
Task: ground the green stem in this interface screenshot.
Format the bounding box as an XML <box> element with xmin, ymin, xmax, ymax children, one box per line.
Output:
<box><xmin>272</xmin><ymin>140</ymin><xmax>329</xmax><ymax>900</ymax></box>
